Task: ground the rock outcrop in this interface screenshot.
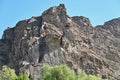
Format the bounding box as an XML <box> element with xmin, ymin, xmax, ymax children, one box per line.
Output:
<box><xmin>0</xmin><ymin>4</ymin><xmax>120</xmax><ymax>80</ymax></box>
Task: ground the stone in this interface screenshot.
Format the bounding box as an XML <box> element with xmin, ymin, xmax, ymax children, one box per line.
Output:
<box><xmin>0</xmin><ymin>4</ymin><xmax>120</xmax><ymax>80</ymax></box>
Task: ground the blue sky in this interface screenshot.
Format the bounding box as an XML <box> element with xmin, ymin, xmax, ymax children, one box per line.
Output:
<box><xmin>0</xmin><ymin>0</ymin><xmax>120</xmax><ymax>38</ymax></box>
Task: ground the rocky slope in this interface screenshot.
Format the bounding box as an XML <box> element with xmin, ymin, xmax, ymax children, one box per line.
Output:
<box><xmin>0</xmin><ymin>4</ymin><xmax>120</xmax><ymax>80</ymax></box>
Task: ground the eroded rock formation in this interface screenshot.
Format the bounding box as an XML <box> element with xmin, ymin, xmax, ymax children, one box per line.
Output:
<box><xmin>0</xmin><ymin>4</ymin><xmax>120</xmax><ymax>80</ymax></box>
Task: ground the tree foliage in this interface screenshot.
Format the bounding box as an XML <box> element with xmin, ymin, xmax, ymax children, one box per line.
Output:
<box><xmin>41</xmin><ymin>64</ymin><xmax>76</xmax><ymax>80</ymax></box>
<box><xmin>76</xmin><ymin>71</ymin><xmax>101</xmax><ymax>80</ymax></box>
<box><xmin>0</xmin><ymin>65</ymin><xmax>29</xmax><ymax>80</ymax></box>
<box><xmin>0</xmin><ymin>65</ymin><xmax>18</xmax><ymax>80</ymax></box>
<box><xmin>41</xmin><ymin>64</ymin><xmax>107</xmax><ymax>80</ymax></box>
<box><xmin>17</xmin><ymin>72</ymin><xmax>29</xmax><ymax>80</ymax></box>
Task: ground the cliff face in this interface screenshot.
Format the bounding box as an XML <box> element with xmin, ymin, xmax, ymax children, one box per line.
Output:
<box><xmin>0</xmin><ymin>4</ymin><xmax>120</xmax><ymax>80</ymax></box>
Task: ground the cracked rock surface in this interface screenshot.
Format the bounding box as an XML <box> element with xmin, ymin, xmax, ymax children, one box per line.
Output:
<box><xmin>0</xmin><ymin>4</ymin><xmax>120</xmax><ymax>80</ymax></box>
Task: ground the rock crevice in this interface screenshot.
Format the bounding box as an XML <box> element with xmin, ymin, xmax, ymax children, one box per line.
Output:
<box><xmin>0</xmin><ymin>4</ymin><xmax>120</xmax><ymax>80</ymax></box>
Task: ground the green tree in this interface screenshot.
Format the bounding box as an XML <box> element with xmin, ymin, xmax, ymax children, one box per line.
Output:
<box><xmin>17</xmin><ymin>72</ymin><xmax>29</xmax><ymax>80</ymax></box>
<box><xmin>0</xmin><ymin>65</ymin><xmax>18</xmax><ymax>80</ymax></box>
<box><xmin>41</xmin><ymin>64</ymin><xmax>76</xmax><ymax>80</ymax></box>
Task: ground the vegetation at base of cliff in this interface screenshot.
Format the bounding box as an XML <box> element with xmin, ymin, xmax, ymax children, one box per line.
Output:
<box><xmin>0</xmin><ymin>65</ymin><xmax>29</xmax><ymax>80</ymax></box>
<box><xmin>41</xmin><ymin>64</ymin><xmax>108</xmax><ymax>80</ymax></box>
<box><xmin>17</xmin><ymin>72</ymin><xmax>29</xmax><ymax>80</ymax></box>
<box><xmin>0</xmin><ymin>65</ymin><xmax>108</xmax><ymax>80</ymax></box>
<box><xmin>0</xmin><ymin>65</ymin><xmax>18</xmax><ymax>80</ymax></box>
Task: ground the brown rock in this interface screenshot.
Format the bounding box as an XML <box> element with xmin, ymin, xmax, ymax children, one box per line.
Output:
<box><xmin>0</xmin><ymin>4</ymin><xmax>120</xmax><ymax>80</ymax></box>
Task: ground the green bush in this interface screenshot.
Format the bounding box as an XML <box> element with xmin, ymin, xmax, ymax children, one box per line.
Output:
<box><xmin>0</xmin><ymin>65</ymin><xmax>18</xmax><ymax>80</ymax></box>
<box><xmin>76</xmin><ymin>71</ymin><xmax>101</xmax><ymax>80</ymax></box>
<box><xmin>0</xmin><ymin>65</ymin><xmax>29</xmax><ymax>80</ymax></box>
<box><xmin>41</xmin><ymin>64</ymin><xmax>76</xmax><ymax>80</ymax></box>
<box><xmin>17</xmin><ymin>72</ymin><xmax>29</xmax><ymax>80</ymax></box>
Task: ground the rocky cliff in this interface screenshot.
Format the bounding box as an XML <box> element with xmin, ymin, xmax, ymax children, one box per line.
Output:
<box><xmin>0</xmin><ymin>4</ymin><xmax>120</xmax><ymax>80</ymax></box>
